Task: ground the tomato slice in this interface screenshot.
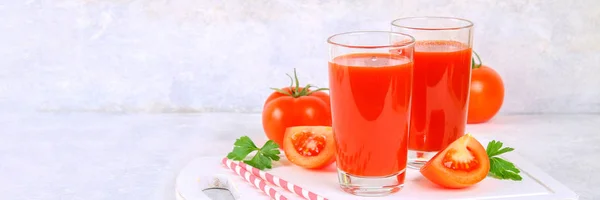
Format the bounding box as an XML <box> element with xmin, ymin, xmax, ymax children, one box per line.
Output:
<box><xmin>283</xmin><ymin>126</ymin><xmax>336</xmax><ymax>169</ymax></box>
<box><xmin>420</xmin><ymin>134</ymin><xmax>490</xmax><ymax>189</ymax></box>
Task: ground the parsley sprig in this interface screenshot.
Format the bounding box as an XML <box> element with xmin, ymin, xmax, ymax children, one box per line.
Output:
<box><xmin>486</xmin><ymin>140</ymin><xmax>522</xmax><ymax>181</ymax></box>
<box><xmin>226</xmin><ymin>136</ymin><xmax>281</xmax><ymax>170</ymax></box>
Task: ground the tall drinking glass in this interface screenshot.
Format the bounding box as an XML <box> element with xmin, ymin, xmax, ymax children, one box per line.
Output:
<box><xmin>328</xmin><ymin>31</ymin><xmax>415</xmax><ymax>196</ymax></box>
<box><xmin>391</xmin><ymin>17</ymin><xmax>474</xmax><ymax>168</ymax></box>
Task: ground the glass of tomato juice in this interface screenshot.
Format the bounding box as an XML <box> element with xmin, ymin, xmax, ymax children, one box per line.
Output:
<box><xmin>391</xmin><ymin>17</ymin><xmax>474</xmax><ymax>168</ymax></box>
<box><xmin>327</xmin><ymin>31</ymin><xmax>415</xmax><ymax>196</ymax></box>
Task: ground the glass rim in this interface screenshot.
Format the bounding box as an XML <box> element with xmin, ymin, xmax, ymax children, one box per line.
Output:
<box><xmin>391</xmin><ymin>16</ymin><xmax>474</xmax><ymax>31</ymax></box>
<box><xmin>327</xmin><ymin>31</ymin><xmax>415</xmax><ymax>49</ymax></box>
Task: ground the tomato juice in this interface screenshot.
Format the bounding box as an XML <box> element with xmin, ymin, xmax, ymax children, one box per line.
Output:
<box><xmin>408</xmin><ymin>40</ymin><xmax>472</xmax><ymax>152</ymax></box>
<box><xmin>329</xmin><ymin>53</ymin><xmax>412</xmax><ymax>177</ymax></box>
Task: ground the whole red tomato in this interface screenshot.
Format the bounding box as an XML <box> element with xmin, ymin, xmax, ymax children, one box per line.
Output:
<box><xmin>262</xmin><ymin>69</ymin><xmax>332</xmax><ymax>147</ymax></box>
<box><xmin>467</xmin><ymin>53</ymin><xmax>505</xmax><ymax>124</ymax></box>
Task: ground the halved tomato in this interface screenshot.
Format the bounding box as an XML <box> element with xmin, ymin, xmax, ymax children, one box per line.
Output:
<box><xmin>420</xmin><ymin>134</ymin><xmax>490</xmax><ymax>189</ymax></box>
<box><xmin>282</xmin><ymin>126</ymin><xmax>336</xmax><ymax>169</ymax></box>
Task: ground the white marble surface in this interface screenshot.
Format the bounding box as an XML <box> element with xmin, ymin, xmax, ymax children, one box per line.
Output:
<box><xmin>0</xmin><ymin>112</ymin><xmax>598</xmax><ymax>200</ymax></box>
<box><xmin>1</xmin><ymin>0</ymin><xmax>600</xmax><ymax>113</ymax></box>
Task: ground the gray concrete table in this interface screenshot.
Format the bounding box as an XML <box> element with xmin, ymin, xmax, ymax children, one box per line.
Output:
<box><xmin>0</xmin><ymin>113</ymin><xmax>598</xmax><ymax>200</ymax></box>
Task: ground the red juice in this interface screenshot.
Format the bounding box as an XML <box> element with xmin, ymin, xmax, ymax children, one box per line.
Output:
<box><xmin>408</xmin><ymin>40</ymin><xmax>472</xmax><ymax>152</ymax></box>
<box><xmin>329</xmin><ymin>53</ymin><xmax>413</xmax><ymax>177</ymax></box>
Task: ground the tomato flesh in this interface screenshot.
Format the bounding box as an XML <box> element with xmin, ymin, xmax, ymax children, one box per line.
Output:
<box><xmin>283</xmin><ymin>126</ymin><xmax>335</xmax><ymax>169</ymax></box>
<box><xmin>291</xmin><ymin>130</ymin><xmax>327</xmax><ymax>157</ymax></box>
<box><xmin>441</xmin><ymin>148</ymin><xmax>480</xmax><ymax>172</ymax></box>
<box><xmin>420</xmin><ymin>134</ymin><xmax>490</xmax><ymax>189</ymax></box>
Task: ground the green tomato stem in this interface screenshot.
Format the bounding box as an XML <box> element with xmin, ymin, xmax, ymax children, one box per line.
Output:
<box><xmin>293</xmin><ymin>68</ymin><xmax>300</xmax><ymax>94</ymax></box>
<box><xmin>472</xmin><ymin>51</ymin><xmax>483</xmax><ymax>69</ymax></box>
<box><xmin>271</xmin><ymin>68</ymin><xmax>329</xmax><ymax>98</ymax></box>
<box><xmin>270</xmin><ymin>88</ymin><xmax>291</xmax><ymax>96</ymax></box>
<box><xmin>285</xmin><ymin>74</ymin><xmax>294</xmax><ymax>88</ymax></box>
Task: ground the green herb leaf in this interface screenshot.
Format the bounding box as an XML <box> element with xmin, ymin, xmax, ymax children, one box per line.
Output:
<box><xmin>260</xmin><ymin>140</ymin><xmax>281</xmax><ymax>161</ymax></box>
<box><xmin>486</xmin><ymin>140</ymin><xmax>522</xmax><ymax>181</ymax></box>
<box><xmin>489</xmin><ymin>157</ymin><xmax>522</xmax><ymax>181</ymax></box>
<box><xmin>486</xmin><ymin>140</ymin><xmax>515</xmax><ymax>157</ymax></box>
<box><xmin>244</xmin><ymin>152</ymin><xmax>273</xmax><ymax>170</ymax></box>
<box><xmin>227</xmin><ymin>136</ymin><xmax>281</xmax><ymax>170</ymax></box>
<box><xmin>226</xmin><ymin>136</ymin><xmax>259</xmax><ymax>161</ymax></box>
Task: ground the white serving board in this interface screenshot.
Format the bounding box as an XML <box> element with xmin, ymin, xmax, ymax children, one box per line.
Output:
<box><xmin>175</xmin><ymin>140</ymin><xmax>578</xmax><ymax>200</ymax></box>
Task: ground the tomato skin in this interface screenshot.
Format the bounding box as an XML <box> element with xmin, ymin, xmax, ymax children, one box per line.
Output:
<box><xmin>282</xmin><ymin>126</ymin><xmax>336</xmax><ymax>169</ymax></box>
<box><xmin>262</xmin><ymin>91</ymin><xmax>331</xmax><ymax>147</ymax></box>
<box><xmin>307</xmin><ymin>91</ymin><xmax>331</xmax><ymax>109</ymax></box>
<box><xmin>420</xmin><ymin>134</ymin><xmax>490</xmax><ymax>189</ymax></box>
<box><xmin>467</xmin><ymin>65</ymin><xmax>505</xmax><ymax>124</ymax></box>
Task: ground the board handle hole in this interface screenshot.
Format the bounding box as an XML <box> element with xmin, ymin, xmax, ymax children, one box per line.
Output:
<box><xmin>197</xmin><ymin>174</ymin><xmax>240</xmax><ymax>200</ymax></box>
<box><xmin>202</xmin><ymin>188</ymin><xmax>236</xmax><ymax>200</ymax></box>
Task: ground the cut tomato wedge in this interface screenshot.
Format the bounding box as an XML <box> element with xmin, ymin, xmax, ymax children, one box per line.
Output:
<box><xmin>420</xmin><ymin>134</ymin><xmax>490</xmax><ymax>189</ymax></box>
<box><xmin>282</xmin><ymin>126</ymin><xmax>336</xmax><ymax>169</ymax></box>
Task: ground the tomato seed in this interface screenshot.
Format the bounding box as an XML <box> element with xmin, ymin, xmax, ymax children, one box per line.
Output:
<box><xmin>291</xmin><ymin>131</ymin><xmax>327</xmax><ymax>157</ymax></box>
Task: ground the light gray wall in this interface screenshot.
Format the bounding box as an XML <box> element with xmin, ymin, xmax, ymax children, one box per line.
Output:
<box><xmin>1</xmin><ymin>0</ymin><xmax>599</xmax><ymax>114</ymax></box>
